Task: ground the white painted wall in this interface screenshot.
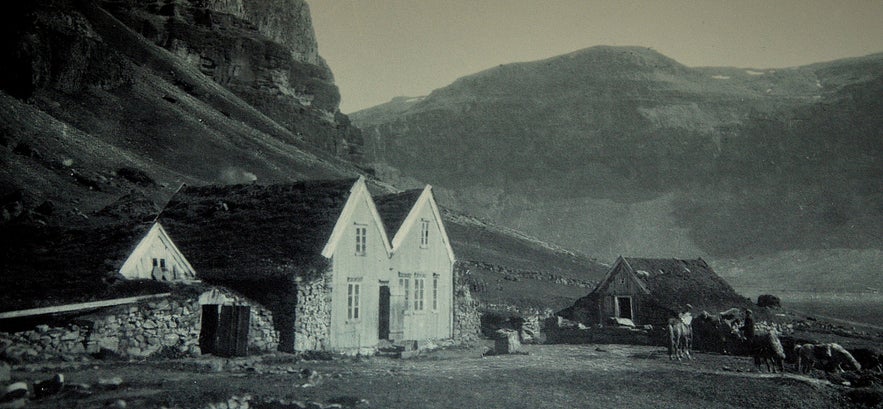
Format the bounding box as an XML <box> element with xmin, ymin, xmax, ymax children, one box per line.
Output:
<box><xmin>389</xmin><ymin>194</ymin><xmax>454</xmax><ymax>341</ymax></box>
<box><xmin>328</xmin><ymin>191</ymin><xmax>390</xmax><ymax>350</ymax></box>
<box><xmin>119</xmin><ymin>224</ymin><xmax>196</xmax><ymax>281</ymax></box>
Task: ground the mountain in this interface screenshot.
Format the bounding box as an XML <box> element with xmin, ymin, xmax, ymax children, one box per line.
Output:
<box><xmin>352</xmin><ymin>46</ymin><xmax>883</xmax><ymax>293</ymax></box>
<box><xmin>0</xmin><ymin>0</ymin><xmax>606</xmax><ymax>313</ymax></box>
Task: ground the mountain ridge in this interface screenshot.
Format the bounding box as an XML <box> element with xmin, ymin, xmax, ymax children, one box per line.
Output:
<box><xmin>353</xmin><ymin>45</ymin><xmax>883</xmax><ymax>293</ymax></box>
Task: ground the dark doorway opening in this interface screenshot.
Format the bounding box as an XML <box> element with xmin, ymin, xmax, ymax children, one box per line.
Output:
<box><xmin>199</xmin><ymin>304</ymin><xmax>251</xmax><ymax>357</ymax></box>
<box><xmin>379</xmin><ymin>285</ymin><xmax>391</xmax><ymax>340</ymax></box>
<box><xmin>616</xmin><ymin>297</ymin><xmax>633</xmax><ymax>320</ymax></box>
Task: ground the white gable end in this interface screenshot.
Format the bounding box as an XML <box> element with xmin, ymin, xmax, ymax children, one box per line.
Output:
<box><xmin>321</xmin><ymin>177</ymin><xmax>392</xmax><ymax>259</ymax></box>
<box><xmin>119</xmin><ymin>223</ymin><xmax>197</xmax><ymax>281</ymax></box>
<box><xmin>391</xmin><ymin>185</ymin><xmax>455</xmax><ymax>262</ymax></box>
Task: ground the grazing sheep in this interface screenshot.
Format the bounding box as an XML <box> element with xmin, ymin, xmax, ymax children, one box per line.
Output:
<box><xmin>795</xmin><ymin>343</ymin><xmax>832</xmax><ymax>374</ymax></box>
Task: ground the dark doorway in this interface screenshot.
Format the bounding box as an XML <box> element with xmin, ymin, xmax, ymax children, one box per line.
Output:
<box><xmin>199</xmin><ymin>304</ymin><xmax>251</xmax><ymax>357</ymax></box>
<box><xmin>199</xmin><ymin>304</ymin><xmax>219</xmax><ymax>353</ymax></box>
<box><xmin>379</xmin><ymin>285</ymin><xmax>391</xmax><ymax>340</ymax></box>
<box><xmin>616</xmin><ymin>297</ymin><xmax>633</xmax><ymax>320</ymax></box>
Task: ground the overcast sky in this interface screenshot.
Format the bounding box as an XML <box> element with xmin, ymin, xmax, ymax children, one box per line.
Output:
<box><xmin>309</xmin><ymin>0</ymin><xmax>883</xmax><ymax>113</ymax></box>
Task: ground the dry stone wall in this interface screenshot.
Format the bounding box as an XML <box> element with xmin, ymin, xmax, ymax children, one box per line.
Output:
<box><xmin>293</xmin><ymin>274</ymin><xmax>332</xmax><ymax>351</ymax></box>
<box><xmin>0</xmin><ymin>287</ymin><xmax>278</xmax><ymax>363</ymax></box>
<box><xmin>453</xmin><ymin>265</ymin><xmax>481</xmax><ymax>342</ymax></box>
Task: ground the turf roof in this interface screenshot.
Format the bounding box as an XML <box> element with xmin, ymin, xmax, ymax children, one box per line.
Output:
<box><xmin>158</xmin><ymin>179</ymin><xmax>358</xmax><ymax>281</ymax></box>
<box><xmin>373</xmin><ymin>189</ymin><xmax>423</xmax><ymax>238</ymax></box>
<box><xmin>619</xmin><ymin>257</ymin><xmax>750</xmax><ymax>312</ymax></box>
<box><xmin>0</xmin><ymin>221</ymin><xmax>155</xmax><ymax>311</ymax></box>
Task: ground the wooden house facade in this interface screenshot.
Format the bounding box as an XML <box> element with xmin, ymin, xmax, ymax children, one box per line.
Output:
<box><xmin>562</xmin><ymin>257</ymin><xmax>749</xmax><ymax>327</ymax></box>
<box><xmin>375</xmin><ymin>186</ymin><xmax>456</xmax><ymax>343</ymax></box>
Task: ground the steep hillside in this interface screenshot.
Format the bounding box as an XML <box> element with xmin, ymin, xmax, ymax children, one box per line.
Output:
<box><xmin>353</xmin><ymin>46</ymin><xmax>883</xmax><ymax>292</ymax></box>
<box><xmin>0</xmin><ymin>0</ymin><xmax>607</xmax><ymax>313</ymax></box>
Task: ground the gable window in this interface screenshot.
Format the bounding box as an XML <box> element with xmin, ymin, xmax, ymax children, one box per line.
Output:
<box><xmin>414</xmin><ymin>277</ymin><xmax>425</xmax><ymax>311</ymax></box>
<box><xmin>152</xmin><ymin>258</ymin><xmax>167</xmax><ymax>271</ymax></box>
<box><xmin>420</xmin><ymin>220</ymin><xmax>430</xmax><ymax>248</ymax></box>
<box><xmin>355</xmin><ymin>225</ymin><xmax>367</xmax><ymax>256</ymax></box>
<box><xmin>347</xmin><ymin>282</ymin><xmax>361</xmax><ymax>320</ymax></box>
<box><xmin>432</xmin><ymin>275</ymin><xmax>439</xmax><ymax>311</ymax></box>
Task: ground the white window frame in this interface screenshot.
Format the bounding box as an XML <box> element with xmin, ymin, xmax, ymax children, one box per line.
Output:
<box><xmin>414</xmin><ymin>277</ymin><xmax>425</xmax><ymax>311</ymax></box>
<box><xmin>355</xmin><ymin>224</ymin><xmax>367</xmax><ymax>256</ymax></box>
<box><xmin>347</xmin><ymin>281</ymin><xmax>361</xmax><ymax>320</ymax></box>
<box><xmin>432</xmin><ymin>275</ymin><xmax>439</xmax><ymax>311</ymax></box>
<box><xmin>420</xmin><ymin>219</ymin><xmax>430</xmax><ymax>248</ymax></box>
<box><xmin>399</xmin><ymin>277</ymin><xmax>410</xmax><ymax>310</ymax></box>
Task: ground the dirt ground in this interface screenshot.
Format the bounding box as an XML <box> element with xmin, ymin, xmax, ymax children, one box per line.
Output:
<box><xmin>7</xmin><ymin>342</ymin><xmax>876</xmax><ymax>409</ymax></box>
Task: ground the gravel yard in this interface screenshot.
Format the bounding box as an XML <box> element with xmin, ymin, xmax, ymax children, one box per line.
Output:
<box><xmin>6</xmin><ymin>342</ymin><xmax>873</xmax><ymax>409</ymax></box>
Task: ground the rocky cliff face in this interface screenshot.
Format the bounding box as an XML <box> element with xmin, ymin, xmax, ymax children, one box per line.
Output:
<box><xmin>2</xmin><ymin>0</ymin><xmax>362</xmax><ymax>159</ymax></box>
<box><xmin>203</xmin><ymin>0</ymin><xmax>326</xmax><ymax>68</ymax></box>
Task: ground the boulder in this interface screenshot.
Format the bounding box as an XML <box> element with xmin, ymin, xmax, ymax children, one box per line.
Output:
<box><xmin>494</xmin><ymin>329</ymin><xmax>521</xmax><ymax>354</ymax></box>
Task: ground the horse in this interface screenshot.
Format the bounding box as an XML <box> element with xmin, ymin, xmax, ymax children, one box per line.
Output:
<box><xmin>668</xmin><ymin>312</ymin><xmax>693</xmax><ymax>360</ymax></box>
<box><xmin>751</xmin><ymin>330</ymin><xmax>785</xmax><ymax>372</ymax></box>
<box><xmin>795</xmin><ymin>343</ymin><xmax>832</xmax><ymax>374</ymax></box>
<box><xmin>828</xmin><ymin>343</ymin><xmax>861</xmax><ymax>372</ymax></box>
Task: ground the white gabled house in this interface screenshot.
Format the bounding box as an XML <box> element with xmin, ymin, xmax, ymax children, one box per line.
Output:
<box><xmin>155</xmin><ymin>177</ymin><xmax>459</xmax><ymax>353</ymax></box>
<box><xmin>375</xmin><ymin>186</ymin><xmax>456</xmax><ymax>342</ymax></box>
<box><xmin>118</xmin><ymin>222</ymin><xmax>196</xmax><ymax>281</ymax></box>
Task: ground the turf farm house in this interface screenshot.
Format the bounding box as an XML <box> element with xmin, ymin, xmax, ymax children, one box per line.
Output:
<box><xmin>560</xmin><ymin>257</ymin><xmax>749</xmax><ymax>327</ymax></box>
<box><xmin>158</xmin><ymin>177</ymin><xmax>456</xmax><ymax>354</ymax></box>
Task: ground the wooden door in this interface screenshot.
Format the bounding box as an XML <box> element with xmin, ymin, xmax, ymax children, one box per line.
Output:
<box><xmin>378</xmin><ymin>285</ymin><xmax>391</xmax><ymax>340</ymax></box>
<box><xmin>200</xmin><ymin>304</ymin><xmax>250</xmax><ymax>357</ymax></box>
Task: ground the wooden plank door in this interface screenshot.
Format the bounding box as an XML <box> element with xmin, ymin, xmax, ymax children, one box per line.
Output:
<box><xmin>378</xmin><ymin>285</ymin><xmax>390</xmax><ymax>340</ymax></box>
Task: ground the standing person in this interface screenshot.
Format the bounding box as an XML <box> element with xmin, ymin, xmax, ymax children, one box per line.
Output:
<box><xmin>742</xmin><ymin>309</ymin><xmax>755</xmax><ymax>340</ymax></box>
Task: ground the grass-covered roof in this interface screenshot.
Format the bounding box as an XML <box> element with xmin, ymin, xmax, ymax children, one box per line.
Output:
<box><xmin>158</xmin><ymin>179</ymin><xmax>358</xmax><ymax>281</ymax></box>
<box><xmin>373</xmin><ymin>189</ymin><xmax>422</xmax><ymax>237</ymax></box>
<box><xmin>621</xmin><ymin>257</ymin><xmax>750</xmax><ymax>313</ymax></box>
<box><xmin>0</xmin><ymin>221</ymin><xmax>155</xmax><ymax>311</ymax></box>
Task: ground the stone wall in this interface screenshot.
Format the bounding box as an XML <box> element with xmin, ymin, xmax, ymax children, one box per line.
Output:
<box><xmin>453</xmin><ymin>265</ymin><xmax>481</xmax><ymax>342</ymax></box>
<box><xmin>293</xmin><ymin>274</ymin><xmax>332</xmax><ymax>351</ymax></box>
<box><xmin>0</xmin><ymin>286</ymin><xmax>279</xmax><ymax>363</ymax></box>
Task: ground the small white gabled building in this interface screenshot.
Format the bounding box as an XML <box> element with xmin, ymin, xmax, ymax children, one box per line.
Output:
<box><xmin>118</xmin><ymin>222</ymin><xmax>196</xmax><ymax>281</ymax></box>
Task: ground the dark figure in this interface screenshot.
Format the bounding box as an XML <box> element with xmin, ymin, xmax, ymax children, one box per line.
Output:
<box><xmin>741</xmin><ymin>309</ymin><xmax>755</xmax><ymax>340</ymax></box>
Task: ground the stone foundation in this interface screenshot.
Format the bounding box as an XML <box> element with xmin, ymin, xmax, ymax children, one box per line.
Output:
<box><xmin>0</xmin><ymin>286</ymin><xmax>279</xmax><ymax>363</ymax></box>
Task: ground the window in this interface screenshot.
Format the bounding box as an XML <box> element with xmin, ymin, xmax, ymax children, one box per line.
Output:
<box><xmin>414</xmin><ymin>278</ymin><xmax>425</xmax><ymax>311</ymax></box>
<box><xmin>347</xmin><ymin>282</ymin><xmax>361</xmax><ymax>320</ymax></box>
<box><xmin>432</xmin><ymin>276</ymin><xmax>439</xmax><ymax>310</ymax></box>
<box><xmin>355</xmin><ymin>225</ymin><xmax>367</xmax><ymax>255</ymax></box>
<box><xmin>399</xmin><ymin>277</ymin><xmax>410</xmax><ymax>309</ymax></box>
<box><xmin>420</xmin><ymin>220</ymin><xmax>430</xmax><ymax>248</ymax></box>
<box><xmin>152</xmin><ymin>258</ymin><xmax>167</xmax><ymax>270</ymax></box>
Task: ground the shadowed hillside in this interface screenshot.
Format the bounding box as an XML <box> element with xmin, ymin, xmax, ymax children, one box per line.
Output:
<box><xmin>0</xmin><ymin>0</ymin><xmax>607</xmax><ymax>313</ymax></box>
<box><xmin>353</xmin><ymin>46</ymin><xmax>883</xmax><ymax>293</ymax></box>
